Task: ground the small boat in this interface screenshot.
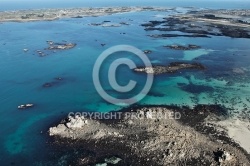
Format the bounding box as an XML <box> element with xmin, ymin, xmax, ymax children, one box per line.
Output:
<box><xmin>18</xmin><ymin>104</ymin><xmax>34</xmax><ymax>109</ymax></box>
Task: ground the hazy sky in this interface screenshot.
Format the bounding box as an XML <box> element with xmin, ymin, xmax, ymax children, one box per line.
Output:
<box><xmin>0</xmin><ymin>0</ymin><xmax>249</xmax><ymax>10</ymax></box>
<box><xmin>1</xmin><ymin>0</ymin><xmax>250</xmax><ymax>2</ymax></box>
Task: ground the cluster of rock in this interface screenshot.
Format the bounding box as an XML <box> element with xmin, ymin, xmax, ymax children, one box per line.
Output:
<box><xmin>134</xmin><ymin>62</ymin><xmax>205</xmax><ymax>74</ymax></box>
<box><xmin>214</xmin><ymin>148</ymin><xmax>235</xmax><ymax>165</ymax></box>
<box><xmin>142</xmin><ymin>9</ymin><xmax>250</xmax><ymax>39</ymax></box>
<box><xmin>164</xmin><ymin>44</ymin><xmax>201</xmax><ymax>50</ymax></box>
<box><xmin>42</xmin><ymin>77</ymin><xmax>64</xmax><ymax>88</ymax></box>
<box><xmin>89</xmin><ymin>21</ymin><xmax>128</xmax><ymax>27</ymax></box>
<box><xmin>36</xmin><ymin>49</ymin><xmax>47</xmax><ymax>57</ymax></box>
<box><xmin>31</xmin><ymin>41</ymin><xmax>76</xmax><ymax>57</ymax></box>
<box><xmin>48</xmin><ymin>106</ymin><xmax>250</xmax><ymax>165</ymax></box>
<box><xmin>22</xmin><ymin>41</ymin><xmax>77</xmax><ymax>57</ymax></box>
<box><xmin>47</xmin><ymin>42</ymin><xmax>76</xmax><ymax>50</ymax></box>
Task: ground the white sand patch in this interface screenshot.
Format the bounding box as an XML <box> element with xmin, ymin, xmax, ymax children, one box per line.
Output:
<box><xmin>154</xmin><ymin>14</ymin><xmax>166</xmax><ymax>18</ymax></box>
<box><xmin>216</xmin><ymin>118</ymin><xmax>250</xmax><ymax>153</ymax></box>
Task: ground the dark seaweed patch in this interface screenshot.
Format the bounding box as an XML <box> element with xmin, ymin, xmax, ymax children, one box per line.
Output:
<box><xmin>179</xmin><ymin>83</ymin><xmax>214</xmax><ymax>94</ymax></box>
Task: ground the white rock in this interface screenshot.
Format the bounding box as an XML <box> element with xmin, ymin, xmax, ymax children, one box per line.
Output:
<box><xmin>146</xmin><ymin>111</ymin><xmax>153</xmax><ymax>119</ymax></box>
<box><xmin>66</xmin><ymin>116</ymin><xmax>87</xmax><ymax>129</ymax></box>
<box><xmin>49</xmin><ymin>124</ymin><xmax>67</xmax><ymax>136</ymax></box>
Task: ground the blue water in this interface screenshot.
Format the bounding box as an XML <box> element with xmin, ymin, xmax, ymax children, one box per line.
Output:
<box><xmin>0</xmin><ymin>1</ymin><xmax>250</xmax><ymax>166</ymax></box>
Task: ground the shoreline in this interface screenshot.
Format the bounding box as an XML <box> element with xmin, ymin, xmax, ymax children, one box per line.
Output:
<box><xmin>0</xmin><ymin>6</ymin><xmax>168</xmax><ymax>23</ymax></box>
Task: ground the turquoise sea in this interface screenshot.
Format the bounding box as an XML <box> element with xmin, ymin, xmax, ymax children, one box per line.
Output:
<box><xmin>0</xmin><ymin>1</ymin><xmax>250</xmax><ymax>165</ymax></box>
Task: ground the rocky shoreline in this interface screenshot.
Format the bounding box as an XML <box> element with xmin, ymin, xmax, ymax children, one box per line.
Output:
<box><xmin>142</xmin><ymin>9</ymin><xmax>250</xmax><ymax>39</ymax></box>
<box><xmin>134</xmin><ymin>62</ymin><xmax>205</xmax><ymax>74</ymax></box>
<box><xmin>48</xmin><ymin>105</ymin><xmax>250</xmax><ymax>165</ymax></box>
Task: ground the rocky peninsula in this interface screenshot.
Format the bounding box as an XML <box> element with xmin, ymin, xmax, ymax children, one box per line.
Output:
<box><xmin>48</xmin><ymin>105</ymin><xmax>250</xmax><ymax>165</ymax></box>
<box><xmin>134</xmin><ymin>62</ymin><xmax>205</xmax><ymax>74</ymax></box>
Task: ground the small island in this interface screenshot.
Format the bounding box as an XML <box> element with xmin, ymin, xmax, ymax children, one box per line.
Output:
<box><xmin>134</xmin><ymin>62</ymin><xmax>205</xmax><ymax>74</ymax></box>
<box><xmin>164</xmin><ymin>44</ymin><xmax>201</xmax><ymax>50</ymax></box>
<box><xmin>47</xmin><ymin>43</ymin><xmax>76</xmax><ymax>50</ymax></box>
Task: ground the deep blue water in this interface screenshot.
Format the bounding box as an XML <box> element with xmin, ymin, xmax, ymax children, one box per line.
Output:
<box><xmin>0</xmin><ymin>1</ymin><xmax>250</xmax><ymax>166</ymax></box>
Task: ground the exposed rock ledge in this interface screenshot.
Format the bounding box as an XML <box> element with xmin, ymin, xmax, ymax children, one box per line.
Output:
<box><xmin>48</xmin><ymin>105</ymin><xmax>250</xmax><ymax>165</ymax></box>
<box><xmin>164</xmin><ymin>44</ymin><xmax>201</xmax><ymax>50</ymax></box>
<box><xmin>134</xmin><ymin>62</ymin><xmax>205</xmax><ymax>74</ymax></box>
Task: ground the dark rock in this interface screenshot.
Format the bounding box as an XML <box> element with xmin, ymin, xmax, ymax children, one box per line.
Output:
<box><xmin>204</xmin><ymin>14</ymin><xmax>216</xmax><ymax>19</ymax></box>
<box><xmin>72</xmin><ymin>16</ymin><xmax>83</xmax><ymax>18</ymax></box>
<box><xmin>90</xmin><ymin>23</ymin><xmax>102</xmax><ymax>26</ymax></box>
<box><xmin>141</xmin><ymin>22</ymin><xmax>154</xmax><ymax>27</ymax></box>
<box><xmin>143</xmin><ymin>50</ymin><xmax>152</xmax><ymax>54</ymax></box>
<box><xmin>37</xmin><ymin>14</ymin><xmax>44</xmax><ymax>18</ymax></box>
<box><xmin>120</xmin><ymin>22</ymin><xmax>129</xmax><ymax>25</ymax></box>
<box><xmin>219</xmin><ymin>26</ymin><xmax>250</xmax><ymax>38</ymax></box>
<box><xmin>43</xmin><ymin>83</ymin><xmax>53</xmax><ymax>88</ymax></box>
